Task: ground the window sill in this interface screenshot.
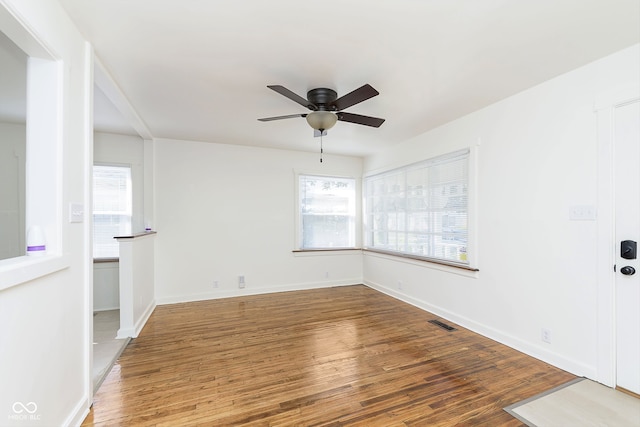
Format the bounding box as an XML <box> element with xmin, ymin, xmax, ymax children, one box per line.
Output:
<box><xmin>94</xmin><ymin>257</ymin><xmax>119</xmax><ymax>263</ymax></box>
<box><xmin>292</xmin><ymin>248</ymin><xmax>362</xmax><ymax>256</ymax></box>
<box><xmin>0</xmin><ymin>254</ymin><xmax>70</xmax><ymax>292</ymax></box>
<box><xmin>363</xmin><ymin>248</ymin><xmax>479</xmax><ymax>273</ymax></box>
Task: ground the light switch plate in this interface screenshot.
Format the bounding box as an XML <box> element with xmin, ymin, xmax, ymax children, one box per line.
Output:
<box><xmin>569</xmin><ymin>205</ymin><xmax>597</xmax><ymax>221</ymax></box>
<box><xmin>69</xmin><ymin>203</ymin><xmax>84</xmax><ymax>223</ymax></box>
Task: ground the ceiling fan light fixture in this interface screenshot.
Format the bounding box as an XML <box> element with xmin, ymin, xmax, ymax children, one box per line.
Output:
<box><xmin>306</xmin><ymin>111</ymin><xmax>337</xmax><ymax>131</ymax></box>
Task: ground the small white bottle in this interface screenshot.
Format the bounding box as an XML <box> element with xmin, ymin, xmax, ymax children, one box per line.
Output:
<box><xmin>26</xmin><ymin>226</ymin><xmax>46</xmax><ymax>256</ymax></box>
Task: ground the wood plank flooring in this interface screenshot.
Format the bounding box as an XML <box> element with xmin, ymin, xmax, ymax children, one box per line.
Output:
<box><xmin>83</xmin><ymin>285</ymin><xmax>575</xmax><ymax>426</ymax></box>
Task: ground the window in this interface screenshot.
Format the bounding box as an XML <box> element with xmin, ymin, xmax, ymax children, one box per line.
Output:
<box><xmin>0</xmin><ymin>30</ymin><xmax>27</xmax><ymax>261</ymax></box>
<box><xmin>93</xmin><ymin>165</ymin><xmax>132</xmax><ymax>258</ymax></box>
<box><xmin>298</xmin><ymin>174</ymin><xmax>356</xmax><ymax>249</ymax></box>
<box><xmin>364</xmin><ymin>149</ymin><xmax>470</xmax><ymax>264</ymax></box>
<box><xmin>0</xmin><ymin>6</ymin><xmax>66</xmax><ymax>291</ymax></box>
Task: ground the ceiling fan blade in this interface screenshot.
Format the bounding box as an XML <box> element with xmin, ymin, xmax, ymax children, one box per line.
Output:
<box><xmin>337</xmin><ymin>112</ymin><xmax>385</xmax><ymax>128</ymax></box>
<box><xmin>258</xmin><ymin>113</ymin><xmax>307</xmax><ymax>122</ymax></box>
<box><xmin>267</xmin><ymin>85</ymin><xmax>317</xmax><ymax>110</ymax></box>
<box><xmin>331</xmin><ymin>84</ymin><xmax>379</xmax><ymax>111</ymax></box>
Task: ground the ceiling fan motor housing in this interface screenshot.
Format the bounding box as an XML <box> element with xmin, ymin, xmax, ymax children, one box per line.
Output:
<box><xmin>307</xmin><ymin>88</ymin><xmax>338</xmax><ymax>111</ymax></box>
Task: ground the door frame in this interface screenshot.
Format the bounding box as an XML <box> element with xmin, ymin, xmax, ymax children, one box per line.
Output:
<box><xmin>595</xmin><ymin>86</ymin><xmax>640</xmax><ymax>387</ymax></box>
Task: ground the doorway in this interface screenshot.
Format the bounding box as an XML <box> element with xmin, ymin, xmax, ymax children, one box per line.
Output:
<box><xmin>596</xmin><ymin>91</ymin><xmax>640</xmax><ymax>394</ymax></box>
<box><xmin>91</xmin><ymin>61</ymin><xmax>153</xmax><ymax>394</ymax></box>
<box><xmin>613</xmin><ymin>99</ymin><xmax>639</xmax><ymax>395</ymax></box>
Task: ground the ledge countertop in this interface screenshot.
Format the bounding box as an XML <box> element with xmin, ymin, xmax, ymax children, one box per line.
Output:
<box><xmin>114</xmin><ymin>231</ymin><xmax>157</xmax><ymax>240</ymax></box>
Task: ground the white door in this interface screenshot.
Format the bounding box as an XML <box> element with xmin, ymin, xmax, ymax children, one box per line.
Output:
<box><xmin>614</xmin><ymin>99</ymin><xmax>640</xmax><ymax>395</ymax></box>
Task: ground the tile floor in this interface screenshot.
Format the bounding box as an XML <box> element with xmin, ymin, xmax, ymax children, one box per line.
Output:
<box><xmin>93</xmin><ymin>310</ymin><xmax>129</xmax><ymax>393</ymax></box>
<box><xmin>506</xmin><ymin>378</ymin><xmax>640</xmax><ymax>426</ymax></box>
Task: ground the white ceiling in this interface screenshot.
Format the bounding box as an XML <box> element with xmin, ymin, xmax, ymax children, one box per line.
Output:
<box><xmin>12</xmin><ymin>1</ymin><xmax>640</xmax><ymax>156</ymax></box>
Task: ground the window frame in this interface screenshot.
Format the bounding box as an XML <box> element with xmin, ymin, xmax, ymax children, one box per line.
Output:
<box><xmin>294</xmin><ymin>171</ymin><xmax>360</xmax><ymax>251</ymax></box>
<box><xmin>363</xmin><ymin>148</ymin><xmax>476</xmax><ymax>269</ymax></box>
<box><xmin>0</xmin><ymin>7</ymin><xmax>69</xmax><ymax>291</ymax></box>
<box><xmin>92</xmin><ymin>163</ymin><xmax>133</xmax><ymax>260</ymax></box>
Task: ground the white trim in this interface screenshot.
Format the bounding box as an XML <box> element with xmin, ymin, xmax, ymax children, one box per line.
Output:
<box><xmin>594</xmin><ymin>86</ymin><xmax>640</xmax><ymax>387</ymax></box>
<box><xmin>467</xmin><ymin>142</ymin><xmax>480</xmax><ymax>269</ymax></box>
<box><xmin>595</xmin><ymin>99</ymin><xmax>616</xmax><ymax>387</ymax></box>
<box><xmin>143</xmin><ymin>139</ymin><xmax>155</xmax><ymax>232</ymax></box>
<box><xmin>62</xmin><ymin>395</ymin><xmax>90</xmax><ymax>427</ymax></box>
<box><xmin>594</xmin><ymin>84</ymin><xmax>640</xmax><ymax>111</ymax></box>
<box><xmin>292</xmin><ymin>249</ymin><xmax>362</xmax><ymax>257</ymax></box>
<box><xmin>363</xmin><ymin>250</ymin><xmax>478</xmax><ymax>277</ymax></box>
<box><xmin>0</xmin><ymin>1</ymin><xmax>59</xmax><ymax>59</ymax></box>
<box><xmin>83</xmin><ymin>40</ymin><xmax>95</xmax><ymax>408</ymax></box>
<box><xmin>0</xmin><ymin>254</ymin><xmax>69</xmax><ymax>291</ymax></box>
<box><xmin>93</xmin><ymin>57</ymin><xmax>153</xmax><ymax>140</ymax></box>
<box><xmin>155</xmin><ymin>280</ymin><xmax>360</xmax><ymax>306</ymax></box>
<box><xmin>117</xmin><ymin>299</ymin><xmax>156</xmax><ymax>339</ymax></box>
<box><xmin>93</xmin><ymin>306</ymin><xmax>120</xmax><ymax>312</ymax></box>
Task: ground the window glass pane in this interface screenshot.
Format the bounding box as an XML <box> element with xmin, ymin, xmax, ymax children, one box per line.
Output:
<box><xmin>93</xmin><ymin>165</ymin><xmax>132</xmax><ymax>258</ymax></box>
<box><xmin>299</xmin><ymin>175</ymin><xmax>356</xmax><ymax>249</ymax></box>
<box><xmin>364</xmin><ymin>149</ymin><xmax>469</xmax><ymax>264</ymax></box>
<box><xmin>0</xmin><ymin>31</ymin><xmax>27</xmax><ymax>261</ymax></box>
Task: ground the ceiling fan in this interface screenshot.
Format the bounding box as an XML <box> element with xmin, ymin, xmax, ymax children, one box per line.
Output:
<box><xmin>258</xmin><ymin>84</ymin><xmax>385</xmax><ymax>135</ymax></box>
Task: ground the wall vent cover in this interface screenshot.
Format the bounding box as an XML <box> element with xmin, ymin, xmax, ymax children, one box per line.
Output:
<box><xmin>428</xmin><ymin>319</ymin><xmax>457</xmax><ymax>331</ymax></box>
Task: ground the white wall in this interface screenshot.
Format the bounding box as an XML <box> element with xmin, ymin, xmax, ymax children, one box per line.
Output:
<box><xmin>154</xmin><ymin>139</ymin><xmax>363</xmax><ymax>303</ymax></box>
<box><xmin>363</xmin><ymin>44</ymin><xmax>640</xmax><ymax>380</ymax></box>
<box><xmin>0</xmin><ymin>1</ymin><xmax>92</xmax><ymax>426</ymax></box>
<box><xmin>0</xmin><ymin>122</ymin><xmax>25</xmax><ymax>260</ymax></box>
<box><xmin>116</xmin><ymin>233</ymin><xmax>156</xmax><ymax>337</ymax></box>
<box><xmin>93</xmin><ymin>261</ymin><xmax>119</xmax><ymax>311</ymax></box>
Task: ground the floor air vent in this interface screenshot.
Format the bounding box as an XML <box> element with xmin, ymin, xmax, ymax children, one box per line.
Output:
<box><xmin>428</xmin><ymin>319</ymin><xmax>456</xmax><ymax>331</ymax></box>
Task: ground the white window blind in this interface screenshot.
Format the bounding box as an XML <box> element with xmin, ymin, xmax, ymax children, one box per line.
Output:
<box><xmin>299</xmin><ymin>174</ymin><xmax>356</xmax><ymax>249</ymax></box>
<box><xmin>364</xmin><ymin>149</ymin><xmax>469</xmax><ymax>264</ymax></box>
<box><xmin>93</xmin><ymin>165</ymin><xmax>132</xmax><ymax>258</ymax></box>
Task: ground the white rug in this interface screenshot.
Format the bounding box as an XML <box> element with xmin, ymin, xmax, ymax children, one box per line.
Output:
<box><xmin>504</xmin><ymin>378</ymin><xmax>640</xmax><ymax>427</ymax></box>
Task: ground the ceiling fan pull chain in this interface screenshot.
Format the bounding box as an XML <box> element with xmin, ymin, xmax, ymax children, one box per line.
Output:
<box><xmin>320</xmin><ymin>134</ymin><xmax>323</xmax><ymax>163</ymax></box>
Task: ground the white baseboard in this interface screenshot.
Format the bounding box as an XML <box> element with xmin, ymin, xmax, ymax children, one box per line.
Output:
<box><xmin>92</xmin><ymin>306</ymin><xmax>119</xmax><ymax>312</ymax></box>
<box><xmin>155</xmin><ymin>279</ymin><xmax>361</xmax><ymax>306</ymax></box>
<box><xmin>63</xmin><ymin>395</ymin><xmax>90</xmax><ymax>427</ymax></box>
<box><xmin>133</xmin><ymin>299</ymin><xmax>156</xmax><ymax>337</ymax></box>
<box><xmin>117</xmin><ymin>299</ymin><xmax>156</xmax><ymax>338</ymax></box>
<box><xmin>363</xmin><ymin>279</ymin><xmax>596</xmax><ymax>380</ymax></box>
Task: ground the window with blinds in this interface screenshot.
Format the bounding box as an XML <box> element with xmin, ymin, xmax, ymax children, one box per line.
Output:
<box><xmin>93</xmin><ymin>165</ymin><xmax>132</xmax><ymax>259</ymax></box>
<box><xmin>364</xmin><ymin>149</ymin><xmax>469</xmax><ymax>264</ymax></box>
<box><xmin>298</xmin><ymin>174</ymin><xmax>356</xmax><ymax>249</ymax></box>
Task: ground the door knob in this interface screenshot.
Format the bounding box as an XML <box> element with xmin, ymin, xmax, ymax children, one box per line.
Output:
<box><xmin>620</xmin><ymin>266</ymin><xmax>636</xmax><ymax>276</ymax></box>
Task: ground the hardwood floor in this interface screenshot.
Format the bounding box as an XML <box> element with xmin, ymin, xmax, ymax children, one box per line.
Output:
<box><xmin>83</xmin><ymin>285</ymin><xmax>575</xmax><ymax>426</ymax></box>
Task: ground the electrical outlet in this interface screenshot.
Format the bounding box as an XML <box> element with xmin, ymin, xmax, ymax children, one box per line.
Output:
<box><xmin>325</xmin><ymin>271</ymin><xmax>329</xmax><ymax>279</ymax></box>
<box><xmin>541</xmin><ymin>328</ymin><xmax>552</xmax><ymax>344</ymax></box>
<box><xmin>213</xmin><ymin>280</ymin><xmax>218</xmax><ymax>288</ymax></box>
<box><xmin>397</xmin><ymin>281</ymin><xmax>403</xmax><ymax>290</ymax></box>
<box><xmin>239</xmin><ymin>275</ymin><xmax>245</xmax><ymax>289</ymax></box>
